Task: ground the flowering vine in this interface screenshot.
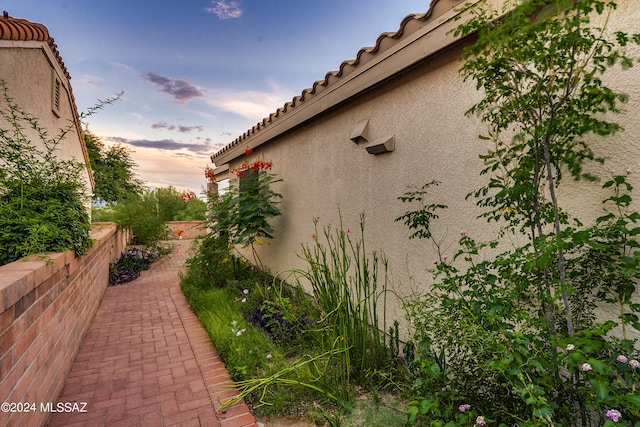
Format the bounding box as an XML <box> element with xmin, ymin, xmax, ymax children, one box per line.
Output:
<box><xmin>204</xmin><ymin>166</ymin><xmax>216</xmax><ymax>183</ymax></box>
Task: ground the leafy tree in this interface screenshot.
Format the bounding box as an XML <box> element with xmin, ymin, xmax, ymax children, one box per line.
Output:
<box><xmin>155</xmin><ymin>186</ymin><xmax>187</xmax><ymax>221</ymax></box>
<box><xmin>175</xmin><ymin>196</ymin><xmax>207</xmax><ymax>221</ymax></box>
<box><xmin>455</xmin><ymin>0</ymin><xmax>640</xmax><ymax>336</ymax></box>
<box><xmin>402</xmin><ymin>1</ymin><xmax>640</xmax><ymax>425</ymax></box>
<box><xmin>85</xmin><ymin>130</ymin><xmax>143</xmax><ymax>204</ymax></box>
<box><xmin>208</xmin><ymin>160</ymin><xmax>282</xmax><ymax>267</ymax></box>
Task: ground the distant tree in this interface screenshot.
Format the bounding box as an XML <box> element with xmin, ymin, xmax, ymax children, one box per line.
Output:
<box><xmin>85</xmin><ymin>131</ymin><xmax>143</xmax><ymax>204</ymax></box>
<box><xmin>156</xmin><ymin>186</ymin><xmax>184</xmax><ymax>222</ymax></box>
<box><xmin>155</xmin><ymin>186</ymin><xmax>206</xmax><ymax>221</ymax></box>
<box><xmin>176</xmin><ymin>194</ymin><xmax>207</xmax><ymax>221</ymax></box>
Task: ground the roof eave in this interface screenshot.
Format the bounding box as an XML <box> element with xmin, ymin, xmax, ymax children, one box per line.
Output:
<box><xmin>211</xmin><ymin>0</ymin><xmax>501</xmax><ymax>167</ymax></box>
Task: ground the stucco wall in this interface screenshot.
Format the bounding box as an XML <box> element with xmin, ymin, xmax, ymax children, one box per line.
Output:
<box><xmin>0</xmin><ymin>41</ymin><xmax>92</xmax><ymax>202</ymax></box>
<box><xmin>223</xmin><ymin>3</ymin><xmax>640</xmax><ymax>329</ymax></box>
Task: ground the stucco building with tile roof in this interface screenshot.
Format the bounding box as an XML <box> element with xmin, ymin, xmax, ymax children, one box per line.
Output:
<box><xmin>0</xmin><ymin>12</ymin><xmax>94</xmax><ymax>197</ymax></box>
<box><xmin>210</xmin><ymin>0</ymin><xmax>640</xmax><ymax>325</ymax></box>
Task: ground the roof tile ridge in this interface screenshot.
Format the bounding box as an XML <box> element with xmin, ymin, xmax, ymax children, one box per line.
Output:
<box><xmin>213</xmin><ymin>0</ymin><xmax>445</xmax><ymax>161</ymax></box>
<box><xmin>294</xmin><ymin>0</ymin><xmax>442</xmax><ymax>103</ymax></box>
<box><xmin>0</xmin><ymin>15</ymin><xmax>49</xmax><ymax>41</ymax></box>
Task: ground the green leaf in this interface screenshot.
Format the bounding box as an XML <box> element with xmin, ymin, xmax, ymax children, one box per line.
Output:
<box><xmin>407</xmin><ymin>404</ymin><xmax>419</xmax><ymax>422</ymax></box>
<box><xmin>591</xmin><ymin>378</ymin><xmax>610</xmax><ymax>401</ymax></box>
<box><xmin>623</xmin><ymin>393</ymin><xmax>640</xmax><ymax>408</ymax></box>
<box><xmin>429</xmin><ymin>362</ymin><xmax>442</xmax><ymax>377</ymax></box>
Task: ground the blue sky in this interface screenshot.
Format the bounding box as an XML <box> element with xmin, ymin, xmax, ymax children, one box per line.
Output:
<box><xmin>4</xmin><ymin>0</ymin><xmax>431</xmax><ymax>193</ymax></box>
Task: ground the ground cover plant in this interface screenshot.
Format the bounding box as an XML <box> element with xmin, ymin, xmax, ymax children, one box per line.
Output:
<box><xmin>180</xmin><ymin>234</ymin><xmax>333</xmax><ymax>422</ymax></box>
<box><xmin>181</xmin><ymin>228</ymin><xmax>408</xmax><ymax>426</ymax></box>
<box><xmin>108</xmin><ymin>247</ymin><xmax>166</xmax><ymax>285</ymax></box>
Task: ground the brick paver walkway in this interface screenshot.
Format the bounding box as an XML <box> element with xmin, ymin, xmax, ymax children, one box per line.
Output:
<box><xmin>47</xmin><ymin>240</ymin><xmax>258</xmax><ymax>427</ymax></box>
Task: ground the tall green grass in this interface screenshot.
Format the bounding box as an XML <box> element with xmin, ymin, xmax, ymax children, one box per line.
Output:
<box><xmin>296</xmin><ymin>213</ymin><xmax>392</xmax><ymax>401</ymax></box>
<box><xmin>181</xmin><ymin>214</ymin><xmax>403</xmax><ymax>418</ymax></box>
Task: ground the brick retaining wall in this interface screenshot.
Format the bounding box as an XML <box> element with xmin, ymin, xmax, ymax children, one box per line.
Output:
<box><xmin>0</xmin><ymin>223</ymin><xmax>127</xmax><ymax>427</ymax></box>
<box><xmin>166</xmin><ymin>221</ymin><xmax>206</xmax><ymax>240</ymax></box>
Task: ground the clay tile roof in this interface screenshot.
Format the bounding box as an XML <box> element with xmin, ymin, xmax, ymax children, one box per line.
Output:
<box><xmin>211</xmin><ymin>0</ymin><xmax>450</xmax><ymax>162</ymax></box>
<box><xmin>0</xmin><ymin>14</ymin><xmax>48</xmax><ymax>41</ymax></box>
<box><xmin>0</xmin><ymin>13</ymin><xmax>72</xmax><ymax>81</ymax></box>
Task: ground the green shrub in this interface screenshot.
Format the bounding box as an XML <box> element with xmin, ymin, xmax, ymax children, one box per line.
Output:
<box><xmin>112</xmin><ymin>191</ymin><xmax>169</xmax><ymax>247</ymax></box>
<box><xmin>208</xmin><ymin>160</ymin><xmax>282</xmax><ymax>267</ymax></box>
<box><xmin>0</xmin><ymin>80</ymin><xmax>92</xmax><ymax>266</ymax></box>
<box><xmin>0</xmin><ymin>180</ymin><xmax>91</xmax><ymax>266</ymax></box>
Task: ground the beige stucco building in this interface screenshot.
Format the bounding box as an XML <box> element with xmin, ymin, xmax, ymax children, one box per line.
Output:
<box><xmin>211</xmin><ymin>1</ymin><xmax>640</xmax><ymax>326</ymax></box>
<box><xmin>0</xmin><ymin>13</ymin><xmax>93</xmax><ymax>201</ymax></box>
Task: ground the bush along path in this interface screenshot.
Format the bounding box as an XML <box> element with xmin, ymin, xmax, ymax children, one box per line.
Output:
<box><xmin>48</xmin><ymin>240</ymin><xmax>259</xmax><ymax>427</ymax></box>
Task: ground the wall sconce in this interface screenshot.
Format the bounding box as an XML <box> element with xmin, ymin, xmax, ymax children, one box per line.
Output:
<box><xmin>349</xmin><ymin>120</ymin><xmax>370</xmax><ymax>144</ymax></box>
<box><xmin>365</xmin><ymin>136</ymin><xmax>395</xmax><ymax>155</ymax></box>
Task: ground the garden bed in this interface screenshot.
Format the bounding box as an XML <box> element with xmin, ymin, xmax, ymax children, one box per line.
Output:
<box><xmin>180</xmin><ymin>233</ymin><xmax>410</xmax><ymax>426</ymax></box>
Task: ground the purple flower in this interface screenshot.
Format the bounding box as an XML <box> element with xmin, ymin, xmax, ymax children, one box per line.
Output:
<box><xmin>243</xmin><ymin>289</ymin><xmax>249</xmax><ymax>295</ymax></box>
<box><xmin>441</xmin><ymin>385</ymin><xmax>451</xmax><ymax>392</ymax></box>
<box><xmin>475</xmin><ymin>416</ymin><xmax>486</xmax><ymax>426</ymax></box>
<box><xmin>459</xmin><ymin>404</ymin><xmax>471</xmax><ymax>412</ymax></box>
<box><xmin>266</xmin><ymin>353</ymin><xmax>272</xmax><ymax>359</ymax></box>
<box><xmin>606</xmin><ymin>409</ymin><xmax>622</xmax><ymax>422</ymax></box>
<box><xmin>629</xmin><ymin>359</ymin><xmax>640</xmax><ymax>369</ymax></box>
<box><xmin>580</xmin><ymin>363</ymin><xmax>592</xmax><ymax>372</ymax></box>
<box><xmin>616</xmin><ymin>355</ymin><xmax>628</xmax><ymax>364</ymax></box>
<box><xmin>625</xmin><ymin>169</ymin><xmax>633</xmax><ymax>175</ymax></box>
<box><xmin>608</xmin><ymin>169</ymin><xmax>616</xmax><ymax>175</ymax></box>
<box><xmin>460</xmin><ymin>230</ymin><xmax>468</xmax><ymax>236</ymax></box>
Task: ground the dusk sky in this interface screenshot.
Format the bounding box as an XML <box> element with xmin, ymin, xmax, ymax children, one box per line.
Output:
<box><xmin>3</xmin><ymin>0</ymin><xmax>430</xmax><ymax>194</ymax></box>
